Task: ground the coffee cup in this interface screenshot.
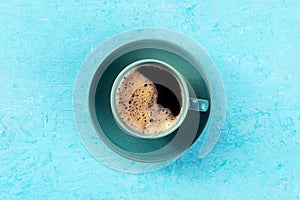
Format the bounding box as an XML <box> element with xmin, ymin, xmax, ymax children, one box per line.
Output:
<box><xmin>110</xmin><ymin>59</ymin><xmax>209</xmax><ymax>139</ymax></box>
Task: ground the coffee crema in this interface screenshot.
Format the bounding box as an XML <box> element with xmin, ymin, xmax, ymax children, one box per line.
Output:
<box><xmin>115</xmin><ymin>64</ymin><xmax>182</xmax><ymax>134</ymax></box>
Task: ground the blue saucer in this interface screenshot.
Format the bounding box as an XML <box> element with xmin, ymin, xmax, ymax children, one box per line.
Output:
<box><xmin>73</xmin><ymin>28</ymin><xmax>225</xmax><ymax>173</ymax></box>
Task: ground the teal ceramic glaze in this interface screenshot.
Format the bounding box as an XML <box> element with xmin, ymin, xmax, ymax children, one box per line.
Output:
<box><xmin>90</xmin><ymin>40</ymin><xmax>211</xmax><ymax>162</ymax></box>
<box><xmin>73</xmin><ymin>28</ymin><xmax>225</xmax><ymax>171</ymax></box>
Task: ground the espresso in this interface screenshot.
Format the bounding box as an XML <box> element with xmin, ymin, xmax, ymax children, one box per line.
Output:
<box><xmin>116</xmin><ymin>63</ymin><xmax>183</xmax><ymax>134</ymax></box>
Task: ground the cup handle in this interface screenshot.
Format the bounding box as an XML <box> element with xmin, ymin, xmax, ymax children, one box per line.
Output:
<box><xmin>189</xmin><ymin>98</ymin><xmax>209</xmax><ymax>112</ymax></box>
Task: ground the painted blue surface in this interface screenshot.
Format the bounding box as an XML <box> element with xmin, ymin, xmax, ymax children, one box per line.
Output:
<box><xmin>1</xmin><ymin>0</ymin><xmax>299</xmax><ymax>199</ymax></box>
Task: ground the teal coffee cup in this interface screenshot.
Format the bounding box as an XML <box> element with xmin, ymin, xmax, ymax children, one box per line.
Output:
<box><xmin>110</xmin><ymin>59</ymin><xmax>209</xmax><ymax>139</ymax></box>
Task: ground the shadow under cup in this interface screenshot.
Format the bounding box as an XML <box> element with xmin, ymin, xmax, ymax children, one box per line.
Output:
<box><xmin>89</xmin><ymin>39</ymin><xmax>211</xmax><ymax>163</ymax></box>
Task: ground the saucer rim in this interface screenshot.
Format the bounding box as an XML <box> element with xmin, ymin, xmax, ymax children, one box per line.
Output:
<box><xmin>73</xmin><ymin>28</ymin><xmax>226</xmax><ymax>173</ymax></box>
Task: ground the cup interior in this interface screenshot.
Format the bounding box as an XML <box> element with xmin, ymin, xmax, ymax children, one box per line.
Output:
<box><xmin>110</xmin><ymin>59</ymin><xmax>191</xmax><ymax>139</ymax></box>
<box><xmin>89</xmin><ymin>39</ymin><xmax>211</xmax><ymax>162</ymax></box>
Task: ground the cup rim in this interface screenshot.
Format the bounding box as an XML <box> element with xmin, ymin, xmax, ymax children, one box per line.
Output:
<box><xmin>110</xmin><ymin>59</ymin><xmax>190</xmax><ymax>139</ymax></box>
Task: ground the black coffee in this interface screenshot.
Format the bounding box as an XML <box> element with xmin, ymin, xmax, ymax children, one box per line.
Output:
<box><xmin>116</xmin><ymin>62</ymin><xmax>183</xmax><ymax>134</ymax></box>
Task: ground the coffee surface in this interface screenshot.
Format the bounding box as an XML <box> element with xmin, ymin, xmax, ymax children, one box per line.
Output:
<box><xmin>116</xmin><ymin>66</ymin><xmax>181</xmax><ymax>134</ymax></box>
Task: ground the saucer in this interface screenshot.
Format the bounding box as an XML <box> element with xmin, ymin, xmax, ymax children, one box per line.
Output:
<box><xmin>73</xmin><ymin>28</ymin><xmax>226</xmax><ymax>173</ymax></box>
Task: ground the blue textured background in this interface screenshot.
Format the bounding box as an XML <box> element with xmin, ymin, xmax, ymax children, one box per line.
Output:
<box><xmin>1</xmin><ymin>0</ymin><xmax>300</xmax><ymax>199</ymax></box>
